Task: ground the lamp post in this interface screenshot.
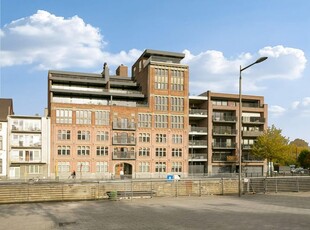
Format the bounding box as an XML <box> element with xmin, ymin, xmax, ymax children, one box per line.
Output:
<box><xmin>238</xmin><ymin>56</ymin><xmax>268</xmax><ymax>197</ymax></box>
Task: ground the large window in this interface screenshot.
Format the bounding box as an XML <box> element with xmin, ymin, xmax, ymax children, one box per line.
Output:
<box><xmin>171</xmin><ymin>70</ymin><xmax>184</xmax><ymax>91</ymax></box>
<box><xmin>171</xmin><ymin>97</ymin><xmax>184</xmax><ymax>112</ymax></box>
<box><xmin>155</xmin><ymin>148</ymin><xmax>166</xmax><ymax>157</ymax></box>
<box><xmin>57</xmin><ymin>146</ymin><xmax>70</xmax><ymax>155</ymax></box>
<box><xmin>138</xmin><ymin>113</ymin><xmax>152</xmax><ymax>128</ymax></box>
<box><xmin>56</xmin><ymin>109</ymin><xmax>72</xmax><ymax>124</ymax></box>
<box><xmin>57</xmin><ymin>130</ymin><xmax>71</xmax><ymax>140</ymax></box>
<box><xmin>155</xmin><ymin>115</ymin><xmax>168</xmax><ymax>128</ymax></box>
<box><xmin>28</xmin><ymin>165</ymin><xmax>41</xmax><ymax>174</ymax></box>
<box><xmin>156</xmin><ymin>134</ymin><xmax>167</xmax><ymax>143</ymax></box>
<box><xmin>139</xmin><ymin>162</ymin><xmax>150</xmax><ymax>172</ymax></box>
<box><xmin>155</xmin><ymin>162</ymin><xmax>166</xmax><ymax>172</ymax></box>
<box><xmin>96</xmin><ymin>162</ymin><xmax>108</xmax><ymax>172</ymax></box>
<box><xmin>139</xmin><ymin>147</ymin><xmax>150</xmax><ymax>157</ymax></box>
<box><xmin>57</xmin><ymin>162</ymin><xmax>70</xmax><ymax>172</ymax></box>
<box><xmin>172</xmin><ymin>148</ymin><xmax>182</xmax><ymax>157</ymax></box>
<box><xmin>171</xmin><ymin>162</ymin><xmax>182</xmax><ymax>172</ymax></box>
<box><xmin>77</xmin><ymin>130</ymin><xmax>90</xmax><ymax>141</ymax></box>
<box><xmin>77</xmin><ymin>146</ymin><xmax>90</xmax><ymax>155</ymax></box>
<box><xmin>96</xmin><ymin>146</ymin><xmax>109</xmax><ymax>156</ymax></box>
<box><xmin>77</xmin><ymin>162</ymin><xmax>90</xmax><ymax>172</ymax></box>
<box><xmin>139</xmin><ymin>133</ymin><xmax>150</xmax><ymax>143</ymax></box>
<box><xmin>172</xmin><ymin>134</ymin><xmax>183</xmax><ymax>144</ymax></box>
<box><xmin>96</xmin><ymin>131</ymin><xmax>109</xmax><ymax>141</ymax></box>
<box><xmin>155</xmin><ymin>96</ymin><xmax>168</xmax><ymax>111</ymax></box>
<box><xmin>76</xmin><ymin>110</ymin><xmax>91</xmax><ymax>125</ymax></box>
<box><xmin>95</xmin><ymin>111</ymin><xmax>110</xmax><ymax>125</ymax></box>
<box><xmin>171</xmin><ymin>116</ymin><xmax>184</xmax><ymax>129</ymax></box>
<box><xmin>154</xmin><ymin>68</ymin><xmax>168</xmax><ymax>90</ymax></box>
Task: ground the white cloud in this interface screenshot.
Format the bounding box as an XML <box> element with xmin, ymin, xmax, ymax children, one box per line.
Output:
<box><xmin>182</xmin><ymin>46</ymin><xmax>307</xmax><ymax>95</ymax></box>
<box><xmin>269</xmin><ymin>105</ymin><xmax>286</xmax><ymax>117</ymax></box>
<box><xmin>0</xmin><ymin>10</ymin><xmax>141</xmax><ymax>70</ymax></box>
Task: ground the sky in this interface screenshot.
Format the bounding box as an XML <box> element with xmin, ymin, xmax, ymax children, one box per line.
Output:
<box><xmin>1</xmin><ymin>0</ymin><xmax>309</xmax><ymax>144</ymax></box>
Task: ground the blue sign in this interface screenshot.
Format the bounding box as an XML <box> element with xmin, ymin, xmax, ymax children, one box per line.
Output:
<box><xmin>167</xmin><ymin>175</ymin><xmax>173</xmax><ymax>181</ymax></box>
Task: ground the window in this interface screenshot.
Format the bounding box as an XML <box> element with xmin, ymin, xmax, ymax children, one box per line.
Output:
<box><xmin>57</xmin><ymin>130</ymin><xmax>71</xmax><ymax>140</ymax></box>
<box><xmin>171</xmin><ymin>116</ymin><xmax>184</xmax><ymax>129</ymax></box>
<box><xmin>171</xmin><ymin>97</ymin><xmax>184</xmax><ymax>112</ymax></box>
<box><xmin>57</xmin><ymin>162</ymin><xmax>70</xmax><ymax>172</ymax></box>
<box><xmin>155</xmin><ymin>148</ymin><xmax>166</xmax><ymax>157</ymax></box>
<box><xmin>76</xmin><ymin>110</ymin><xmax>91</xmax><ymax>125</ymax></box>
<box><xmin>139</xmin><ymin>147</ymin><xmax>150</xmax><ymax>157</ymax></box>
<box><xmin>212</xmin><ymin>100</ymin><xmax>228</xmax><ymax>106</ymax></box>
<box><xmin>156</xmin><ymin>134</ymin><xmax>167</xmax><ymax>143</ymax></box>
<box><xmin>96</xmin><ymin>162</ymin><xmax>108</xmax><ymax>172</ymax></box>
<box><xmin>77</xmin><ymin>146</ymin><xmax>90</xmax><ymax>155</ymax></box>
<box><xmin>139</xmin><ymin>162</ymin><xmax>150</xmax><ymax>172</ymax></box>
<box><xmin>95</xmin><ymin>111</ymin><xmax>110</xmax><ymax>125</ymax></box>
<box><xmin>155</xmin><ymin>162</ymin><xmax>166</xmax><ymax>172</ymax></box>
<box><xmin>139</xmin><ymin>133</ymin><xmax>150</xmax><ymax>143</ymax></box>
<box><xmin>0</xmin><ymin>136</ymin><xmax>2</xmax><ymax>150</ymax></box>
<box><xmin>57</xmin><ymin>146</ymin><xmax>70</xmax><ymax>155</ymax></box>
<box><xmin>28</xmin><ymin>165</ymin><xmax>40</xmax><ymax>174</ymax></box>
<box><xmin>171</xmin><ymin>162</ymin><xmax>182</xmax><ymax>172</ymax></box>
<box><xmin>171</xmin><ymin>70</ymin><xmax>184</xmax><ymax>91</ymax></box>
<box><xmin>96</xmin><ymin>146</ymin><xmax>109</xmax><ymax>156</ymax></box>
<box><xmin>56</xmin><ymin>109</ymin><xmax>72</xmax><ymax>124</ymax></box>
<box><xmin>77</xmin><ymin>130</ymin><xmax>90</xmax><ymax>141</ymax></box>
<box><xmin>155</xmin><ymin>96</ymin><xmax>168</xmax><ymax>111</ymax></box>
<box><xmin>96</xmin><ymin>131</ymin><xmax>109</xmax><ymax>141</ymax></box>
<box><xmin>172</xmin><ymin>148</ymin><xmax>182</xmax><ymax>157</ymax></box>
<box><xmin>155</xmin><ymin>115</ymin><xmax>168</xmax><ymax>128</ymax></box>
<box><xmin>77</xmin><ymin>162</ymin><xmax>90</xmax><ymax>172</ymax></box>
<box><xmin>154</xmin><ymin>68</ymin><xmax>168</xmax><ymax>90</ymax></box>
<box><xmin>113</xmin><ymin>132</ymin><xmax>135</xmax><ymax>144</ymax></box>
<box><xmin>0</xmin><ymin>159</ymin><xmax>2</xmax><ymax>174</ymax></box>
<box><xmin>138</xmin><ymin>113</ymin><xmax>152</xmax><ymax>128</ymax></box>
<box><xmin>172</xmin><ymin>134</ymin><xmax>183</xmax><ymax>144</ymax></box>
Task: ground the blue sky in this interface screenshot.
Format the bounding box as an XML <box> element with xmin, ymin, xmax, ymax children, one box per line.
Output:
<box><xmin>1</xmin><ymin>0</ymin><xmax>309</xmax><ymax>144</ymax></box>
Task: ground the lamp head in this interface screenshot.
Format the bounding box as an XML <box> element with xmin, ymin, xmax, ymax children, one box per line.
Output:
<box><xmin>255</xmin><ymin>57</ymin><xmax>268</xmax><ymax>64</ymax></box>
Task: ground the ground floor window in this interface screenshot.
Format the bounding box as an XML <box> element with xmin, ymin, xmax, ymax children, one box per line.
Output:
<box><xmin>155</xmin><ymin>162</ymin><xmax>166</xmax><ymax>172</ymax></box>
<box><xmin>58</xmin><ymin>162</ymin><xmax>70</xmax><ymax>172</ymax></box>
<box><xmin>139</xmin><ymin>162</ymin><xmax>150</xmax><ymax>172</ymax></box>
<box><xmin>96</xmin><ymin>162</ymin><xmax>108</xmax><ymax>173</ymax></box>
<box><xmin>28</xmin><ymin>165</ymin><xmax>41</xmax><ymax>174</ymax></box>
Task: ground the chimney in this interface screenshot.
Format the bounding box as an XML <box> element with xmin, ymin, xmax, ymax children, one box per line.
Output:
<box><xmin>116</xmin><ymin>64</ymin><xmax>128</xmax><ymax>77</ymax></box>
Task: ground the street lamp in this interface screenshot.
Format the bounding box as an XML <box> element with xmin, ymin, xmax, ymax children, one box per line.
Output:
<box><xmin>238</xmin><ymin>56</ymin><xmax>268</xmax><ymax>197</ymax></box>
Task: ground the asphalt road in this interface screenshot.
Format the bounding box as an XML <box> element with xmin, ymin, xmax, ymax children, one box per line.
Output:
<box><xmin>0</xmin><ymin>192</ymin><xmax>309</xmax><ymax>230</ymax></box>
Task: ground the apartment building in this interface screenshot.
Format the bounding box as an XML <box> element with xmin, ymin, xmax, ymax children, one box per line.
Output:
<box><xmin>189</xmin><ymin>91</ymin><xmax>267</xmax><ymax>176</ymax></box>
<box><xmin>48</xmin><ymin>49</ymin><xmax>189</xmax><ymax>179</ymax></box>
<box><xmin>7</xmin><ymin>115</ymin><xmax>50</xmax><ymax>179</ymax></box>
<box><xmin>0</xmin><ymin>99</ymin><xmax>14</xmax><ymax>179</ymax></box>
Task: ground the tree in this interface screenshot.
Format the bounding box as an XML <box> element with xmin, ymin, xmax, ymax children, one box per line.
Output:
<box><xmin>290</xmin><ymin>138</ymin><xmax>309</xmax><ymax>148</ymax></box>
<box><xmin>297</xmin><ymin>149</ymin><xmax>310</xmax><ymax>169</ymax></box>
<box><xmin>251</xmin><ymin>125</ymin><xmax>290</xmax><ymax>175</ymax></box>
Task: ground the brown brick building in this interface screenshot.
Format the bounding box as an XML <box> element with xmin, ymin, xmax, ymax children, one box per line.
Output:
<box><xmin>48</xmin><ymin>50</ymin><xmax>189</xmax><ymax>179</ymax></box>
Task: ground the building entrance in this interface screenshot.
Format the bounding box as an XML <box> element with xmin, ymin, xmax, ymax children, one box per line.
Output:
<box><xmin>115</xmin><ymin>163</ymin><xmax>132</xmax><ymax>179</ymax></box>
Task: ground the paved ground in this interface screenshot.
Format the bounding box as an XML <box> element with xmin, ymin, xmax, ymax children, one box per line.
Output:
<box><xmin>0</xmin><ymin>192</ymin><xmax>309</xmax><ymax>230</ymax></box>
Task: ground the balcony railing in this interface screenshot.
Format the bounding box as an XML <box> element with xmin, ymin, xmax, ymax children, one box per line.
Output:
<box><xmin>189</xmin><ymin>154</ymin><xmax>208</xmax><ymax>160</ymax></box>
<box><xmin>11</xmin><ymin>125</ymin><xmax>41</xmax><ymax>132</ymax></box>
<box><xmin>212</xmin><ymin>155</ymin><xmax>237</xmax><ymax>162</ymax></box>
<box><xmin>112</xmin><ymin>137</ymin><xmax>136</xmax><ymax>145</ymax></box>
<box><xmin>242</xmin><ymin>130</ymin><xmax>263</xmax><ymax>137</ymax></box>
<box><xmin>212</xmin><ymin>116</ymin><xmax>237</xmax><ymax>122</ymax></box>
<box><xmin>242</xmin><ymin>154</ymin><xmax>264</xmax><ymax>162</ymax></box>
<box><xmin>242</xmin><ymin>117</ymin><xmax>265</xmax><ymax>124</ymax></box>
<box><xmin>242</xmin><ymin>144</ymin><xmax>254</xmax><ymax>150</ymax></box>
<box><xmin>213</xmin><ymin>129</ymin><xmax>237</xmax><ymax>136</ymax></box>
<box><xmin>189</xmin><ymin>109</ymin><xmax>208</xmax><ymax>115</ymax></box>
<box><xmin>112</xmin><ymin>122</ymin><xmax>136</xmax><ymax>130</ymax></box>
<box><xmin>213</xmin><ymin>142</ymin><xmax>236</xmax><ymax>149</ymax></box>
<box><xmin>189</xmin><ymin>140</ymin><xmax>208</xmax><ymax>146</ymax></box>
<box><xmin>190</xmin><ymin>126</ymin><xmax>208</xmax><ymax>133</ymax></box>
<box><xmin>11</xmin><ymin>141</ymin><xmax>42</xmax><ymax>148</ymax></box>
<box><xmin>112</xmin><ymin>151</ymin><xmax>136</xmax><ymax>160</ymax></box>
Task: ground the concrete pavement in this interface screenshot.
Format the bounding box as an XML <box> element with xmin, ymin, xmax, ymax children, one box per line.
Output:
<box><xmin>0</xmin><ymin>192</ymin><xmax>309</xmax><ymax>230</ymax></box>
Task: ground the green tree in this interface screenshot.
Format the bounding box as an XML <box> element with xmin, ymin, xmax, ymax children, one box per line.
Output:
<box><xmin>251</xmin><ymin>125</ymin><xmax>290</xmax><ymax>175</ymax></box>
<box><xmin>297</xmin><ymin>149</ymin><xmax>310</xmax><ymax>169</ymax></box>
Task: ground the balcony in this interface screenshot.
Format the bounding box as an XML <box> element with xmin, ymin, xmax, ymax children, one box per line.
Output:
<box><xmin>189</xmin><ymin>109</ymin><xmax>208</xmax><ymax>116</ymax></box>
<box><xmin>242</xmin><ymin>153</ymin><xmax>264</xmax><ymax>162</ymax></box>
<box><xmin>213</xmin><ymin>129</ymin><xmax>237</xmax><ymax>136</ymax></box>
<box><xmin>112</xmin><ymin>151</ymin><xmax>136</xmax><ymax>160</ymax></box>
<box><xmin>242</xmin><ymin>130</ymin><xmax>263</xmax><ymax>137</ymax></box>
<box><xmin>113</xmin><ymin>122</ymin><xmax>136</xmax><ymax>130</ymax></box>
<box><xmin>11</xmin><ymin>125</ymin><xmax>41</xmax><ymax>133</ymax></box>
<box><xmin>11</xmin><ymin>141</ymin><xmax>42</xmax><ymax>148</ymax></box>
<box><xmin>112</xmin><ymin>137</ymin><xmax>136</xmax><ymax>145</ymax></box>
<box><xmin>212</xmin><ymin>155</ymin><xmax>237</xmax><ymax>162</ymax></box>
<box><xmin>242</xmin><ymin>117</ymin><xmax>265</xmax><ymax>124</ymax></box>
<box><xmin>212</xmin><ymin>116</ymin><xmax>237</xmax><ymax>123</ymax></box>
<box><xmin>190</xmin><ymin>126</ymin><xmax>208</xmax><ymax>134</ymax></box>
<box><xmin>213</xmin><ymin>142</ymin><xmax>236</xmax><ymax>149</ymax></box>
<box><xmin>189</xmin><ymin>154</ymin><xmax>208</xmax><ymax>160</ymax></box>
<box><xmin>189</xmin><ymin>140</ymin><xmax>208</xmax><ymax>147</ymax></box>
